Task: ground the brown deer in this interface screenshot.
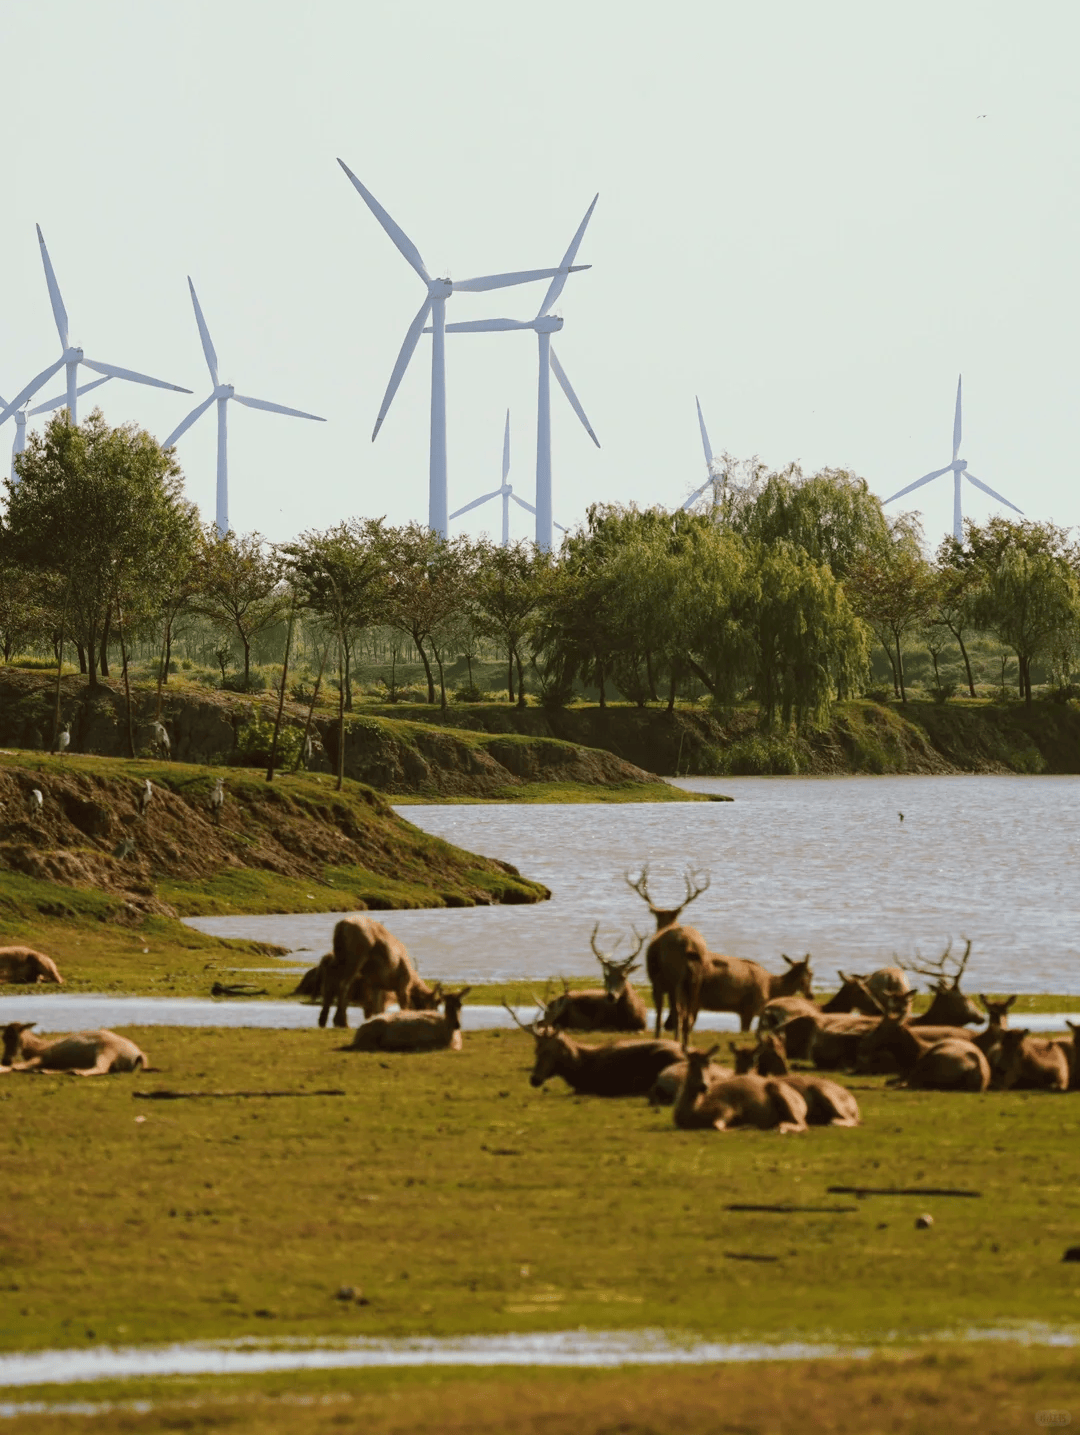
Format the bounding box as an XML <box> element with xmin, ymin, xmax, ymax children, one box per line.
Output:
<box><xmin>699</xmin><ymin>953</ymin><xmax>814</xmax><ymax>1033</ymax></box>
<box><xmin>902</xmin><ymin>940</ymin><xmax>984</xmax><ymax>1028</ymax></box>
<box><xmin>0</xmin><ymin>947</ymin><xmax>63</xmax><ymax>985</ymax></box>
<box><xmin>542</xmin><ymin>927</ymin><xmax>649</xmax><ymax>1032</ymax></box>
<box><xmin>505</xmin><ymin>1003</ymin><xmax>683</xmax><ymax>1097</ymax></box>
<box><xmin>318</xmin><ymin>916</ymin><xmax>439</xmax><ymax>1029</ymax></box>
<box><xmin>732</xmin><ymin>1031</ymin><xmax>861</xmax><ymax>1125</ymax></box>
<box><xmin>974</xmin><ymin>994</ymin><xmax>1016</xmax><ymax>1083</ymax></box>
<box><xmin>821</xmin><ymin>968</ymin><xmax>911</xmax><ymax>1016</ymax></box>
<box><xmin>1059</xmin><ymin>1021</ymin><xmax>1080</xmax><ymax>1090</ymax></box>
<box><xmin>648</xmin><ymin>1054</ymin><xmax>733</xmax><ymax>1105</ymax></box>
<box><xmin>807</xmin><ymin>1014</ymin><xmax>880</xmax><ymax>1069</ymax></box>
<box><xmin>854</xmin><ymin>1001</ymin><xmax>985</xmax><ymax>1089</ymax></box>
<box><xmin>1</xmin><ymin>1023</ymin><xmax>148</xmax><ymax>1076</ymax></box>
<box><xmin>998</xmin><ymin>1028</ymin><xmax>1070</xmax><ymax>1092</ymax></box>
<box><xmin>625</xmin><ymin>866</ymin><xmax>710</xmax><ymax>1043</ymax></box>
<box><xmin>348</xmin><ymin>988</ymin><xmax>470</xmax><ymax>1053</ymax></box>
<box><xmin>672</xmin><ymin>1045</ymin><xmax>808</xmax><ymax>1133</ymax></box>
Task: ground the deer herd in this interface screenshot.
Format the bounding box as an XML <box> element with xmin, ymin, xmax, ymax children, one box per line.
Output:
<box><xmin>1</xmin><ymin>872</ymin><xmax>1077</xmax><ymax>1123</ymax></box>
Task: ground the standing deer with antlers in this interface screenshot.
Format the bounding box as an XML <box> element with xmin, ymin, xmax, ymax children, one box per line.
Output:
<box><xmin>542</xmin><ymin>927</ymin><xmax>649</xmax><ymax>1032</ymax></box>
<box><xmin>625</xmin><ymin>866</ymin><xmax>710</xmax><ymax>1045</ymax></box>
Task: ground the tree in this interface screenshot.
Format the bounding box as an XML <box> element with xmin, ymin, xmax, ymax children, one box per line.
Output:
<box><xmin>845</xmin><ymin>518</ymin><xmax>935</xmax><ymax>702</ymax></box>
<box><xmin>467</xmin><ymin>540</ymin><xmax>551</xmax><ymax>706</ymax></box>
<box><xmin>198</xmin><ymin>529</ymin><xmax>286</xmax><ymax>690</ymax></box>
<box><xmin>380</xmin><ymin>524</ymin><xmax>472</xmax><ymax>706</ymax></box>
<box><xmin>732</xmin><ymin>466</ymin><xmax>889</xmax><ymax>580</ymax></box>
<box><xmin>972</xmin><ymin>547</ymin><xmax>1080</xmax><ymax>705</ymax></box>
<box><xmin>0</xmin><ymin>557</ymin><xmax>51</xmax><ymax>663</ymax></box>
<box><xmin>3</xmin><ymin>410</ymin><xmax>196</xmax><ymax>689</ymax></box>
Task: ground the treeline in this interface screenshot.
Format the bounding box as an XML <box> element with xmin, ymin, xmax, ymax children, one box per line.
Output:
<box><xmin>2</xmin><ymin>412</ymin><xmax>1079</xmax><ymax>728</ymax></box>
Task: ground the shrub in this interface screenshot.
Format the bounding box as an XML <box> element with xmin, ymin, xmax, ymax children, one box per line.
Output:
<box><xmin>931</xmin><ymin>681</ymin><xmax>957</xmax><ymax>705</ymax></box>
<box><xmin>722</xmin><ymin>734</ymin><xmax>800</xmax><ymax>775</ymax></box>
<box><xmin>453</xmin><ymin>683</ymin><xmax>485</xmax><ymax>703</ymax></box>
<box><xmin>232</xmin><ymin>714</ymin><xmax>304</xmax><ymax>769</ymax></box>
<box><xmin>863</xmin><ymin>687</ymin><xmax>892</xmax><ymax>704</ymax></box>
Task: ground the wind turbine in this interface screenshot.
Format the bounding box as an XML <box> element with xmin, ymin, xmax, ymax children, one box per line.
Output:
<box><xmin>448</xmin><ymin>411</ymin><xmax>566</xmax><ymax>546</ymax></box>
<box><xmin>883</xmin><ymin>375</ymin><xmax>1023</xmax><ymax>540</ymax></box>
<box><xmin>682</xmin><ymin>397</ymin><xmax>724</xmax><ymax>510</ymax></box>
<box><xmin>337</xmin><ymin>159</ymin><xmax>590</xmax><ymax>538</ymax></box>
<box><xmin>161</xmin><ymin>278</ymin><xmax>327</xmax><ymax>536</ymax></box>
<box><xmin>0</xmin><ymin>226</ymin><xmax>191</xmax><ymax>430</ymax></box>
<box><xmin>439</xmin><ymin>195</ymin><xmax>600</xmax><ymax>552</ymax></box>
<box><xmin>0</xmin><ymin>376</ymin><xmax>113</xmax><ymax>484</ymax></box>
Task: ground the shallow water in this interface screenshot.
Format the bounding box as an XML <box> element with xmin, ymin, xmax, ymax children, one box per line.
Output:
<box><xmin>183</xmin><ymin>776</ymin><xmax>1080</xmax><ymax>993</ymax></box>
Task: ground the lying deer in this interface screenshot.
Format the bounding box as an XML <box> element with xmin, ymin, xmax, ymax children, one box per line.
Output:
<box><xmin>1</xmin><ymin>1023</ymin><xmax>148</xmax><ymax>1076</ymax></box>
<box><xmin>672</xmin><ymin>1046</ymin><xmax>808</xmax><ymax>1133</ymax></box>
<box><xmin>853</xmin><ymin>1000</ymin><xmax>987</xmax><ymax>1091</ymax></box>
<box><xmin>902</xmin><ymin>939</ymin><xmax>984</xmax><ymax>1028</ymax></box>
<box><xmin>698</xmin><ymin>953</ymin><xmax>814</xmax><ymax>1033</ymax></box>
<box><xmin>998</xmin><ymin>1028</ymin><xmax>1070</xmax><ymax>1092</ymax></box>
<box><xmin>648</xmin><ymin>1054</ymin><xmax>733</xmax><ymax>1106</ymax></box>
<box><xmin>625</xmin><ymin>866</ymin><xmax>709</xmax><ymax>1044</ymax></box>
<box><xmin>319</xmin><ymin>915</ymin><xmax>438</xmax><ymax>1028</ymax></box>
<box><xmin>732</xmin><ymin>1032</ymin><xmax>861</xmax><ymax>1126</ymax></box>
<box><xmin>974</xmin><ymin>994</ymin><xmax>1016</xmax><ymax>1082</ymax></box>
<box><xmin>821</xmin><ymin>968</ymin><xmax>911</xmax><ymax>1016</ymax></box>
<box><xmin>0</xmin><ymin>947</ymin><xmax>63</xmax><ymax>985</ymax></box>
<box><xmin>506</xmin><ymin>1003</ymin><xmax>683</xmax><ymax>1097</ymax></box>
<box><xmin>542</xmin><ymin>927</ymin><xmax>649</xmax><ymax>1032</ymax></box>
<box><xmin>1062</xmin><ymin>1021</ymin><xmax>1079</xmax><ymax>1091</ymax></box>
<box><xmin>347</xmin><ymin>988</ymin><xmax>470</xmax><ymax>1053</ymax></box>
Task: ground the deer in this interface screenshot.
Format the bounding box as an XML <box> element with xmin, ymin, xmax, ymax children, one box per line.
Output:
<box><xmin>699</xmin><ymin>952</ymin><xmax>815</xmax><ymax>1033</ymax></box>
<box><xmin>541</xmin><ymin>927</ymin><xmax>649</xmax><ymax>1032</ymax></box>
<box><xmin>901</xmin><ymin>939</ymin><xmax>984</xmax><ymax>1028</ymax></box>
<box><xmin>853</xmin><ymin>997</ymin><xmax>986</xmax><ymax>1089</ymax></box>
<box><xmin>0</xmin><ymin>947</ymin><xmax>63</xmax><ymax>985</ymax></box>
<box><xmin>733</xmin><ymin>1032</ymin><xmax>861</xmax><ymax>1126</ymax></box>
<box><xmin>1061</xmin><ymin>1021</ymin><xmax>1079</xmax><ymax>1090</ymax></box>
<box><xmin>347</xmin><ymin>987</ymin><xmax>470</xmax><ymax>1053</ymax></box>
<box><xmin>505</xmin><ymin>1003</ymin><xmax>683</xmax><ymax>1097</ymax></box>
<box><xmin>1</xmin><ymin>1023</ymin><xmax>148</xmax><ymax>1076</ymax></box>
<box><xmin>625</xmin><ymin>866</ymin><xmax>710</xmax><ymax>1044</ymax></box>
<box><xmin>974</xmin><ymin>994</ymin><xmax>1016</xmax><ymax>1082</ymax></box>
<box><xmin>318</xmin><ymin>915</ymin><xmax>439</xmax><ymax>1029</ymax></box>
<box><xmin>821</xmin><ymin>968</ymin><xmax>912</xmax><ymax>1016</ymax></box>
<box><xmin>997</xmin><ymin>1028</ymin><xmax>1070</xmax><ymax>1092</ymax></box>
<box><xmin>672</xmin><ymin>1045</ymin><xmax>808</xmax><ymax>1133</ymax></box>
<box><xmin>648</xmin><ymin>1053</ymin><xmax>734</xmax><ymax>1106</ymax></box>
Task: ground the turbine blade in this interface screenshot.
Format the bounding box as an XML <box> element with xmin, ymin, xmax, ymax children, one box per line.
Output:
<box><xmin>233</xmin><ymin>394</ymin><xmax>326</xmax><ymax>421</ymax></box>
<box><xmin>882</xmin><ymin>466</ymin><xmax>952</xmax><ymax>505</ymax></box>
<box><xmin>444</xmin><ymin>318</ymin><xmax>534</xmax><ymax>332</ymax></box>
<box><xmin>696</xmin><ymin>396</ymin><xmax>715</xmax><ymax>469</ymax></box>
<box><xmin>554</xmin><ymin>520</ymin><xmax>568</xmax><ymax>532</ymax></box>
<box><xmin>337</xmin><ymin>159</ymin><xmax>430</xmax><ymax>282</ymax></box>
<box><xmin>161</xmin><ymin>393</ymin><xmax>216</xmax><ymax>448</ymax></box>
<box><xmin>964</xmin><ymin>472</ymin><xmax>1024</xmax><ymax>515</ymax></box>
<box><xmin>537</xmin><ymin>193</ymin><xmax>599</xmax><ymax>317</ymax></box>
<box><xmin>511</xmin><ymin>493</ymin><xmax>537</xmax><ymax>514</ymax></box>
<box><xmin>36</xmin><ymin>225</ymin><xmax>69</xmax><ymax>349</ymax></box>
<box><xmin>550</xmin><ymin>346</ymin><xmax>599</xmax><ymax>447</ymax></box>
<box><xmin>0</xmin><ymin>358</ymin><xmax>67</xmax><ymax>427</ymax></box>
<box><xmin>81</xmin><ymin>359</ymin><xmax>192</xmax><ymax>393</ymax></box>
<box><xmin>502</xmin><ymin>409</ymin><xmax>510</xmax><ymax>483</ymax></box>
<box><xmin>449</xmin><ymin>489</ymin><xmax>502</xmax><ymax>519</ymax></box>
<box><xmin>187</xmin><ymin>278</ymin><xmax>220</xmax><ymax>385</ymax></box>
<box><xmin>28</xmin><ymin>374</ymin><xmax>112</xmax><ymax>415</ymax></box>
<box><xmin>453</xmin><ymin>264</ymin><xmax>589</xmax><ymax>293</ymax></box>
<box><xmin>681</xmin><ymin>479</ymin><xmax>713</xmax><ymax>511</ymax></box>
<box><xmin>953</xmin><ymin>374</ymin><xmax>962</xmax><ymax>460</ymax></box>
<box><xmin>373</xmin><ymin>295</ymin><xmax>433</xmax><ymax>440</ymax></box>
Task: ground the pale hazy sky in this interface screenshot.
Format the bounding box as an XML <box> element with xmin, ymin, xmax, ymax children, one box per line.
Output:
<box><xmin>1</xmin><ymin>0</ymin><xmax>1077</xmax><ymax>548</ymax></box>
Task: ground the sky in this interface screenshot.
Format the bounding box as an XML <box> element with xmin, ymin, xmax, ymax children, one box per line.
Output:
<box><xmin>0</xmin><ymin>0</ymin><xmax>1077</xmax><ymax>550</ymax></box>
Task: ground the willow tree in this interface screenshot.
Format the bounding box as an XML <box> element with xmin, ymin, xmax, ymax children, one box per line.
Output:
<box><xmin>971</xmin><ymin>544</ymin><xmax>1080</xmax><ymax>705</ymax></box>
<box><xmin>845</xmin><ymin>518</ymin><xmax>935</xmax><ymax>702</ymax></box>
<box><xmin>732</xmin><ymin>466</ymin><xmax>888</xmax><ymax>580</ymax></box>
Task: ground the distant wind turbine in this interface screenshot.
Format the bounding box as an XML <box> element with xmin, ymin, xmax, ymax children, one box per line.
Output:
<box><xmin>1</xmin><ymin>376</ymin><xmax>112</xmax><ymax>484</ymax></box>
<box><xmin>440</xmin><ymin>195</ymin><xmax>600</xmax><ymax>552</ymax></box>
<box><xmin>448</xmin><ymin>411</ymin><xmax>566</xmax><ymax>546</ymax></box>
<box><xmin>682</xmin><ymin>397</ymin><xmax>724</xmax><ymax>510</ymax></box>
<box><xmin>883</xmin><ymin>375</ymin><xmax>1023</xmax><ymax>540</ymax></box>
<box><xmin>161</xmin><ymin>278</ymin><xmax>326</xmax><ymax>536</ymax></box>
<box><xmin>0</xmin><ymin>226</ymin><xmax>191</xmax><ymax>430</ymax></box>
<box><xmin>338</xmin><ymin>159</ymin><xmax>590</xmax><ymax>538</ymax></box>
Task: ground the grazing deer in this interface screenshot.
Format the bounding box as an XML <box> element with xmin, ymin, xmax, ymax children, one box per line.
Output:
<box><xmin>0</xmin><ymin>947</ymin><xmax>63</xmax><ymax>985</ymax></box>
<box><xmin>1</xmin><ymin>1023</ymin><xmax>148</xmax><ymax>1076</ymax></box>
<box><xmin>672</xmin><ymin>1045</ymin><xmax>808</xmax><ymax>1133</ymax></box>
<box><xmin>505</xmin><ymin>1003</ymin><xmax>683</xmax><ymax>1096</ymax></box>
<box><xmin>542</xmin><ymin>927</ymin><xmax>649</xmax><ymax>1032</ymax></box>
<box><xmin>821</xmin><ymin>968</ymin><xmax>911</xmax><ymax>1016</ymax></box>
<box><xmin>998</xmin><ymin>1028</ymin><xmax>1070</xmax><ymax>1092</ymax></box>
<box><xmin>733</xmin><ymin>1032</ymin><xmax>861</xmax><ymax>1125</ymax></box>
<box><xmin>625</xmin><ymin>866</ymin><xmax>710</xmax><ymax>1044</ymax></box>
<box><xmin>699</xmin><ymin>953</ymin><xmax>814</xmax><ymax>1033</ymax></box>
<box><xmin>902</xmin><ymin>939</ymin><xmax>984</xmax><ymax>1028</ymax></box>
<box><xmin>347</xmin><ymin>988</ymin><xmax>470</xmax><ymax>1053</ymax></box>
<box><xmin>318</xmin><ymin>915</ymin><xmax>438</xmax><ymax>1029</ymax></box>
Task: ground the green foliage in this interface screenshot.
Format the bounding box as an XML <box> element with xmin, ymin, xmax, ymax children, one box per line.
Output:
<box><xmin>198</xmin><ymin>529</ymin><xmax>286</xmax><ymax>691</ymax></box>
<box><xmin>233</xmin><ymin>712</ymin><xmax>304</xmax><ymax>769</ymax></box>
<box><xmin>731</xmin><ymin>464</ymin><xmax>889</xmax><ymax>579</ymax></box>
<box><xmin>722</xmin><ymin>732</ymin><xmax>801</xmax><ymax>774</ymax></box>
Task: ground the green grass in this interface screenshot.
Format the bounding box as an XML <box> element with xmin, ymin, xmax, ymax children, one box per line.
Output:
<box><xmin>393</xmin><ymin>780</ymin><xmax>707</xmax><ymax>804</ymax></box>
<box><xmin>2</xmin><ymin>1025</ymin><xmax>1078</xmax><ymax>1362</ymax></box>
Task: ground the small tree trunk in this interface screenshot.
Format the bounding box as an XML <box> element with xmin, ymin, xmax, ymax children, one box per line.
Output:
<box><xmin>241</xmin><ymin>632</ymin><xmax>251</xmax><ymax>690</ymax></box>
<box><xmin>666</xmin><ymin>666</ymin><xmax>677</xmax><ymax>714</ymax></box>
<box><xmin>597</xmin><ymin>660</ymin><xmax>606</xmax><ymax>710</ymax></box>
<box><xmin>267</xmin><ymin>594</ymin><xmax>296</xmax><ymax>782</ymax></box>
<box><xmin>507</xmin><ymin>648</ymin><xmax>515</xmax><ymax>704</ymax></box>
<box><xmin>895</xmin><ymin>635</ymin><xmax>907</xmax><ymax>704</ymax></box>
<box><xmin>432</xmin><ymin>644</ymin><xmax>448</xmax><ymax>714</ymax></box>
<box><xmin>294</xmin><ymin>640</ymin><xmax>329</xmax><ymax>773</ymax></box>
<box><xmin>389</xmin><ymin>645</ymin><xmax>398</xmax><ymax>702</ymax></box>
<box><xmin>336</xmin><ymin>629</ymin><xmax>346</xmax><ymax>792</ymax></box>
<box><xmin>99</xmin><ymin>604</ymin><xmax>111</xmax><ymax>678</ymax></box>
<box><xmin>117</xmin><ymin>602</ymin><xmax>136</xmax><ymax>759</ymax></box>
<box><xmin>515</xmin><ymin>648</ymin><xmax>526</xmax><ymax>710</ymax></box>
<box><xmin>76</xmin><ymin>642</ymin><xmax>86</xmax><ymax>675</ymax></box>
<box><xmin>955</xmin><ymin>632</ymin><xmax>976</xmax><ymax>698</ymax></box>
<box><xmin>155</xmin><ymin>627</ymin><xmax>168</xmax><ymax>720</ymax></box>
<box><xmin>645</xmin><ymin>649</ymin><xmax>659</xmax><ymax>703</ymax></box>
<box><xmin>344</xmin><ymin>634</ymin><xmax>353</xmax><ymax>712</ymax></box>
<box><xmin>51</xmin><ymin>585</ymin><xmax>70</xmax><ymax>752</ymax></box>
<box><xmin>414</xmin><ymin>633</ymin><xmax>436</xmax><ymax>704</ymax></box>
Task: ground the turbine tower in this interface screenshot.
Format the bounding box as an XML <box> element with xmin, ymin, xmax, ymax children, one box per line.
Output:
<box><xmin>0</xmin><ymin>226</ymin><xmax>191</xmax><ymax>430</ymax></box>
<box><xmin>448</xmin><ymin>411</ymin><xmax>566</xmax><ymax>546</ymax></box>
<box><xmin>0</xmin><ymin>376</ymin><xmax>112</xmax><ymax>483</ymax></box>
<box><xmin>161</xmin><ymin>278</ymin><xmax>326</xmax><ymax>536</ymax></box>
<box><xmin>883</xmin><ymin>375</ymin><xmax>1023</xmax><ymax>540</ymax></box>
<box><xmin>338</xmin><ymin>159</ymin><xmax>589</xmax><ymax>538</ymax></box>
<box><xmin>440</xmin><ymin>196</ymin><xmax>600</xmax><ymax>552</ymax></box>
<box><xmin>682</xmin><ymin>397</ymin><xmax>724</xmax><ymax>510</ymax></box>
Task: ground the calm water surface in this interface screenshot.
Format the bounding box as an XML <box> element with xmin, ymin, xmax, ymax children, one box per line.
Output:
<box><xmin>186</xmin><ymin>776</ymin><xmax>1080</xmax><ymax>994</ymax></box>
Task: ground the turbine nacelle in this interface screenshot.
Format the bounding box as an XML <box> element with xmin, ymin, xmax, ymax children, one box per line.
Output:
<box><xmin>62</xmin><ymin>347</ymin><xmax>84</xmax><ymax>364</ymax></box>
<box><xmin>429</xmin><ymin>278</ymin><xmax>454</xmax><ymax>299</ymax></box>
<box><xmin>952</xmin><ymin>458</ymin><xmax>966</xmax><ymax>470</ymax></box>
<box><xmin>534</xmin><ymin>315</ymin><xmax>562</xmax><ymax>334</ymax></box>
<box><xmin>214</xmin><ymin>384</ymin><xmax>236</xmax><ymax>400</ymax></box>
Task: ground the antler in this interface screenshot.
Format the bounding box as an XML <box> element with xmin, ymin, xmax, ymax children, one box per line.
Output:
<box><xmin>502</xmin><ymin>999</ymin><xmax>539</xmax><ymax>1034</ymax></box>
<box><xmin>623</xmin><ymin>866</ymin><xmax>653</xmax><ymax>909</ymax></box>
<box><xmin>951</xmin><ymin>938</ymin><xmax>973</xmax><ymax>988</ymax></box>
<box><xmin>624</xmin><ymin>926</ymin><xmax>647</xmax><ymax>964</ymax></box>
<box><xmin>681</xmin><ymin>866</ymin><xmax>711</xmax><ymax>908</ymax></box>
<box><xmin>590</xmin><ymin>922</ymin><xmax>621</xmax><ymax>965</ymax></box>
<box><xmin>900</xmin><ymin>938</ymin><xmax>973</xmax><ymax>990</ymax></box>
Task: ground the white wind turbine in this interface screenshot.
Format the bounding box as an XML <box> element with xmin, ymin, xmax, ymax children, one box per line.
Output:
<box><xmin>338</xmin><ymin>159</ymin><xmax>590</xmax><ymax>539</ymax></box>
<box><xmin>161</xmin><ymin>278</ymin><xmax>327</xmax><ymax>536</ymax></box>
<box><xmin>682</xmin><ymin>397</ymin><xmax>724</xmax><ymax>510</ymax></box>
<box><xmin>0</xmin><ymin>226</ymin><xmax>191</xmax><ymax>430</ymax></box>
<box><xmin>1</xmin><ymin>376</ymin><xmax>112</xmax><ymax>484</ymax></box>
<box><xmin>448</xmin><ymin>411</ymin><xmax>566</xmax><ymax>547</ymax></box>
<box><xmin>883</xmin><ymin>375</ymin><xmax>1023</xmax><ymax>540</ymax></box>
<box><xmin>439</xmin><ymin>196</ymin><xmax>600</xmax><ymax>552</ymax></box>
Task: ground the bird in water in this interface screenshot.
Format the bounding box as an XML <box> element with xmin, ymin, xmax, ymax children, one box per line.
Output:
<box><xmin>898</xmin><ymin>811</ymin><xmax>904</xmax><ymax>822</ymax></box>
<box><xmin>56</xmin><ymin>723</ymin><xmax>71</xmax><ymax>758</ymax></box>
<box><xmin>138</xmin><ymin>779</ymin><xmax>153</xmax><ymax>817</ymax></box>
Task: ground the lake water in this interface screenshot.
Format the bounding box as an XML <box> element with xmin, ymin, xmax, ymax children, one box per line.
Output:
<box><xmin>184</xmin><ymin>776</ymin><xmax>1080</xmax><ymax>994</ymax></box>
